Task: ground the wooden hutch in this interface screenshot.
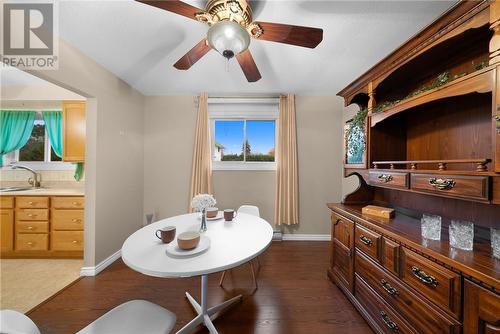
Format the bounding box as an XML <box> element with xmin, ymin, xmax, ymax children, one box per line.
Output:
<box><xmin>330</xmin><ymin>1</ymin><xmax>500</xmax><ymax>333</ymax></box>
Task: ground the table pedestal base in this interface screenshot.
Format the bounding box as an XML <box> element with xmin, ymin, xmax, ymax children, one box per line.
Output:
<box><xmin>176</xmin><ymin>274</ymin><xmax>242</xmax><ymax>334</ymax></box>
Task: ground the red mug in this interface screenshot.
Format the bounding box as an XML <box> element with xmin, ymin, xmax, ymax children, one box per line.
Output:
<box><xmin>155</xmin><ymin>226</ymin><xmax>176</xmax><ymax>243</ymax></box>
<box><xmin>224</xmin><ymin>209</ymin><xmax>237</xmax><ymax>221</ymax></box>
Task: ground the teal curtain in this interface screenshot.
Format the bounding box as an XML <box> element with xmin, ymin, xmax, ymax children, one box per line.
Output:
<box><xmin>0</xmin><ymin>110</ymin><xmax>36</xmax><ymax>166</ymax></box>
<box><xmin>42</xmin><ymin>111</ymin><xmax>84</xmax><ymax>181</ymax></box>
<box><xmin>42</xmin><ymin>111</ymin><xmax>63</xmax><ymax>157</ymax></box>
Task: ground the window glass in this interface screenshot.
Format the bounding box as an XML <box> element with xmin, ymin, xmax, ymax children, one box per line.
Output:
<box><xmin>246</xmin><ymin>120</ymin><xmax>275</xmax><ymax>162</ymax></box>
<box><xmin>214</xmin><ymin>120</ymin><xmax>244</xmax><ymax>161</ymax></box>
<box><xmin>19</xmin><ymin>119</ymin><xmax>45</xmax><ymax>162</ymax></box>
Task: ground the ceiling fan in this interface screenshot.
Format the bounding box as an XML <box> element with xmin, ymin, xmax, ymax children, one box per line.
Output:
<box><xmin>137</xmin><ymin>0</ymin><xmax>323</xmax><ymax>82</ymax></box>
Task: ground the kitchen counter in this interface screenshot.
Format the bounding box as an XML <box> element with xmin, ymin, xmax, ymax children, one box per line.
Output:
<box><xmin>0</xmin><ymin>188</ymin><xmax>84</xmax><ymax>196</ymax></box>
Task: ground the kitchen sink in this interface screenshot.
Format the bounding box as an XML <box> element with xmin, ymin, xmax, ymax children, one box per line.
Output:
<box><xmin>0</xmin><ymin>187</ymin><xmax>37</xmax><ymax>192</ymax></box>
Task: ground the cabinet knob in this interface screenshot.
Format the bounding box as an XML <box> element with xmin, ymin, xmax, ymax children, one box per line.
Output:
<box><xmin>72</xmin><ymin>240</ymin><xmax>78</xmax><ymax>244</ymax></box>
<box><xmin>27</xmin><ymin>242</ymin><xmax>33</xmax><ymax>246</ymax></box>
<box><xmin>27</xmin><ymin>214</ymin><xmax>35</xmax><ymax>217</ymax></box>
<box><xmin>359</xmin><ymin>235</ymin><xmax>373</xmax><ymax>246</ymax></box>
<box><xmin>411</xmin><ymin>266</ymin><xmax>438</xmax><ymax>287</ymax></box>
<box><xmin>72</xmin><ymin>219</ymin><xmax>81</xmax><ymax>223</ymax></box>
<box><xmin>27</xmin><ymin>226</ymin><xmax>34</xmax><ymax>230</ymax></box>
<box><xmin>380</xmin><ymin>311</ymin><xmax>399</xmax><ymax>332</ymax></box>
<box><xmin>72</xmin><ymin>202</ymin><xmax>78</xmax><ymax>205</ymax></box>
<box><xmin>29</xmin><ymin>201</ymin><xmax>34</xmax><ymax>205</ymax></box>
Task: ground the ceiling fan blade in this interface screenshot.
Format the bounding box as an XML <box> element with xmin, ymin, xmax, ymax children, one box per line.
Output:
<box><xmin>252</xmin><ymin>21</ymin><xmax>323</xmax><ymax>49</ymax></box>
<box><xmin>236</xmin><ymin>50</ymin><xmax>261</xmax><ymax>82</ymax></box>
<box><xmin>174</xmin><ymin>39</ymin><xmax>211</xmax><ymax>70</ymax></box>
<box><xmin>136</xmin><ymin>0</ymin><xmax>203</xmax><ymax>21</ymax></box>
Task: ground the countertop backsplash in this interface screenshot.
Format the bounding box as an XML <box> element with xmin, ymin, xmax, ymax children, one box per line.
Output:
<box><xmin>0</xmin><ymin>169</ymin><xmax>85</xmax><ymax>190</ymax></box>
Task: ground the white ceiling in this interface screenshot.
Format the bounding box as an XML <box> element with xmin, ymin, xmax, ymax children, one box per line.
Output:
<box><xmin>22</xmin><ymin>1</ymin><xmax>458</xmax><ymax>96</ymax></box>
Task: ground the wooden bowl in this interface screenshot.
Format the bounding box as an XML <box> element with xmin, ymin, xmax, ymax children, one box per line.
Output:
<box><xmin>177</xmin><ymin>231</ymin><xmax>200</xmax><ymax>250</ymax></box>
<box><xmin>206</xmin><ymin>207</ymin><xmax>218</xmax><ymax>218</ymax></box>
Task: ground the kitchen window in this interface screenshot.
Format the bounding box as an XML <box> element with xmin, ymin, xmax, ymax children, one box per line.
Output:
<box><xmin>2</xmin><ymin>111</ymin><xmax>73</xmax><ymax>170</ymax></box>
<box><xmin>209</xmin><ymin>98</ymin><xmax>278</xmax><ymax>171</ymax></box>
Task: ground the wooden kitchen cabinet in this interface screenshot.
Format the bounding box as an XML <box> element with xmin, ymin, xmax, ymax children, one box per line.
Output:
<box><xmin>0</xmin><ymin>209</ymin><xmax>14</xmax><ymax>252</ymax></box>
<box><xmin>329</xmin><ymin>213</ymin><xmax>355</xmax><ymax>293</ymax></box>
<box><xmin>63</xmin><ymin>101</ymin><xmax>86</xmax><ymax>162</ymax></box>
<box><xmin>463</xmin><ymin>280</ymin><xmax>500</xmax><ymax>333</ymax></box>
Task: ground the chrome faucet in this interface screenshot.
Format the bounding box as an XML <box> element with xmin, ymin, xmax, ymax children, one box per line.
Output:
<box><xmin>10</xmin><ymin>163</ymin><xmax>41</xmax><ymax>188</ymax></box>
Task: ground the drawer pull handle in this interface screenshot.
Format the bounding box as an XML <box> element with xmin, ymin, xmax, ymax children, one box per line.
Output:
<box><xmin>72</xmin><ymin>219</ymin><xmax>81</xmax><ymax>223</ymax></box>
<box><xmin>359</xmin><ymin>235</ymin><xmax>373</xmax><ymax>246</ymax></box>
<box><xmin>27</xmin><ymin>226</ymin><xmax>34</xmax><ymax>230</ymax></box>
<box><xmin>378</xmin><ymin>174</ymin><xmax>393</xmax><ymax>183</ymax></box>
<box><xmin>27</xmin><ymin>214</ymin><xmax>36</xmax><ymax>217</ymax></box>
<box><xmin>72</xmin><ymin>202</ymin><xmax>79</xmax><ymax>205</ymax></box>
<box><xmin>27</xmin><ymin>242</ymin><xmax>33</xmax><ymax>246</ymax></box>
<box><xmin>380</xmin><ymin>279</ymin><xmax>398</xmax><ymax>296</ymax></box>
<box><xmin>428</xmin><ymin>178</ymin><xmax>455</xmax><ymax>190</ymax></box>
<box><xmin>380</xmin><ymin>311</ymin><xmax>399</xmax><ymax>332</ymax></box>
<box><xmin>411</xmin><ymin>266</ymin><xmax>438</xmax><ymax>287</ymax></box>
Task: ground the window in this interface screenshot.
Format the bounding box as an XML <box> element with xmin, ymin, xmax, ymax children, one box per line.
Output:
<box><xmin>2</xmin><ymin>111</ymin><xmax>72</xmax><ymax>170</ymax></box>
<box><xmin>209</xmin><ymin>98</ymin><xmax>278</xmax><ymax>170</ymax></box>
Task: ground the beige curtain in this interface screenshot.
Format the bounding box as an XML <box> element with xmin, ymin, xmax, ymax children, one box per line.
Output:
<box><xmin>189</xmin><ymin>93</ymin><xmax>213</xmax><ymax>211</ymax></box>
<box><xmin>275</xmin><ymin>94</ymin><xmax>299</xmax><ymax>225</ymax></box>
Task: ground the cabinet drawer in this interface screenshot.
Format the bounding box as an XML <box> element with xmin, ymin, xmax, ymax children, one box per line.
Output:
<box><xmin>369</xmin><ymin>170</ymin><xmax>409</xmax><ymax>189</ymax></box>
<box><xmin>401</xmin><ymin>248</ymin><xmax>461</xmax><ymax>319</ymax></box>
<box><xmin>16</xmin><ymin>197</ymin><xmax>49</xmax><ymax>209</ymax></box>
<box><xmin>356</xmin><ymin>252</ymin><xmax>460</xmax><ymax>334</ymax></box>
<box><xmin>355</xmin><ymin>224</ymin><xmax>381</xmax><ymax>262</ymax></box>
<box><xmin>16</xmin><ymin>209</ymin><xmax>49</xmax><ymax>221</ymax></box>
<box><xmin>411</xmin><ymin>173</ymin><xmax>489</xmax><ymax>201</ymax></box>
<box><xmin>51</xmin><ymin>197</ymin><xmax>84</xmax><ymax>209</ymax></box>
<box><xmin>16</xmin><ymin>221</ymin><xmax>49</xmax><ymax>233</ymax></box>
<box><xmin>16</xmin><ymin>233</ymin><xmax>48</xmax><ymax>251</ymax></box>
<box><xmin>52</xmin><ymin>210</ymin><xmax>83</xmax><ymax>230</ymax></box>
<box><xmin>382</xmin><ymin>238</ymin><xmax>400</xmax><ymax>276</ymax></box>
<box><xmin>355</xmin><ymin>275</ymin><xmax>416</xmax><ymax>334</ymax></box>
<box><xmin>52</xmin><ymin>231</ymin><xmax>83</xmax><ymax>251</ymax></box>
<box><xmin>1</xmin><ymin>197</ymin><xmax>14</xmax><ymax>209</ymax></box>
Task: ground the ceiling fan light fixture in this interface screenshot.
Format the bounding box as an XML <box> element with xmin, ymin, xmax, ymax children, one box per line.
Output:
<box><xmin>207</xmin><ymin>21</ymin><xmax>250</xmax><ymax>59</ymax></box>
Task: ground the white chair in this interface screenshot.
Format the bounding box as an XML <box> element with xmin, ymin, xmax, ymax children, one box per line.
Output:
<box><xmin>0</xmin><ymin>310</ymin><xmax>41</xmax><ymax>334</ymax></box>
<box><xmin>1</xmin><ymin>300</ymin><xmax>176</xmax><ymax>334</ymax></box>
<box><xmin>219</xmin><ymin>205</ymin><xmax>261</xmax><ymax>289</ymax></box>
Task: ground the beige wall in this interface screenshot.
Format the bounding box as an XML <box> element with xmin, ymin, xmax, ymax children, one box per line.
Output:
<box><xmin>143</xmin><ymin>95</ymin><xmax>345</xmax><ymax>235</ymax></box>
<box><xmin>30</xmin><ymin>39</ymin><xmax>145</xmax><ymax>266</ymax></box>
<box><xmin>1</xmin><ymin>84</ymin><xmax>84</xmax><ymax>101</ymax></box>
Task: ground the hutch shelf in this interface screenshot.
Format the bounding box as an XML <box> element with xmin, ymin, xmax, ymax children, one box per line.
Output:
<box><xmin>331</xmin><ymin>2</ymin><xmax>500</xmax><ymax>334</ymax></box>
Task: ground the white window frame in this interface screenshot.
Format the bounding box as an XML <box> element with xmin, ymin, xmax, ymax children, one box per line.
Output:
<box><xmin>1</xmin><ymin>111</ymin><xmax>74</xmax><ymax>171</ymax></box>
<box><xmin>209</xmin><ymin>97</ymin><xmax>278</xmax><ymax>171</ymax></box>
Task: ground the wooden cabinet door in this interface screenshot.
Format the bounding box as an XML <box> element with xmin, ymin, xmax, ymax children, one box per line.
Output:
<box><xmin>63</xmin><ymin>101</ymin><xmax>86</xmax><ymax>162</ymax></box>
<box><xmin>0</xmin><ymin>209</ymin><xmax>14</xmax><ymax>252</ymax></box>
<box><xmin>331</xmin><ymin>213</ymin><xmax>354</xmax><ymax>292</ymax></box>
<box><xmin>464</xmin><ymin>280</ymin><xmax>500</xmax><ymax>333</ymax></box>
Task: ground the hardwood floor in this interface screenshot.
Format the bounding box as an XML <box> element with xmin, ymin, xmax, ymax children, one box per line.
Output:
<box><xmin>28</xmin><ymin>241</ymin><xmax>372</xmax><ymax>334</ymax></box>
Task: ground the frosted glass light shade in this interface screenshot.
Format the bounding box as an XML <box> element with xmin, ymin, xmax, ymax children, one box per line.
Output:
<box><xmin>207</xmin><ymin>21</ymin><xmax>250</xmax><ymax>59</ymax></box>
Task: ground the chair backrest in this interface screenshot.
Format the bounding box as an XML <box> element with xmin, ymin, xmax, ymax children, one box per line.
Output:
<box><xmin>238</xmin><ymin>205</ymin><xmax>260</xmax><ymax>217</ymax></box>
<box><xmin>0</xmin><ymin>310</ymin><xmax>41</xmax><ymax>334</ymax></box>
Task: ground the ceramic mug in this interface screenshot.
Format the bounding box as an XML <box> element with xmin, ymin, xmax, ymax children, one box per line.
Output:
<box><xmin>155</xmin><ymin>226</ymin><xmax>176</xmax><ymax>243</ymax></box>
<box><xmin>224</xmin><ymin>209</ymin><xmax>237</xmax><ymax>221</ymax></box>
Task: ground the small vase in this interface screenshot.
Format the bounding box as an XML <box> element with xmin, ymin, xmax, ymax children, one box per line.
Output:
<box><xmin>200</xmin><ymin>209</ymin><xmax>207</xmax><ymax>232</ymax></box>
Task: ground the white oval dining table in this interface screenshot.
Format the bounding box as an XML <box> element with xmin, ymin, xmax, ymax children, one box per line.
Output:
<box><xmin>121</xmin><ymin>212</ymin><xmax>274</xmax><ymax>334</ymax></box>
